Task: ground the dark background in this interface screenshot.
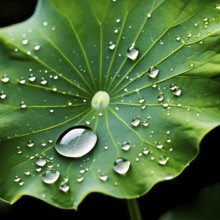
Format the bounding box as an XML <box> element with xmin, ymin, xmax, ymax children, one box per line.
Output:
<box><xmin>0</xmin><ymin>1</ymin><xmax>219</xmax><ymax>219</ymax></box>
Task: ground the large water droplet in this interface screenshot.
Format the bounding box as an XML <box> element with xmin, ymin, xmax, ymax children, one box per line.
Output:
<box><xmin>127</xmin><ymin>43</ymin><xmax>139</xmax><ymax>61</ymax></box>
<box><xmin>147</xmin><ymin>66</ymin><xmax>160</xmax><ymax>79</ymax></box>
<box><xmin>42</xmin><ymin>169</ymin><xmax>60</xmax><ymax>184</ymax></box>
<box><xmin>113</xmin><ymin>158</ymin><xmax>130</xmax><ymax>175</ymax></box>
<box><xmin>55</xmin><ymin>126</ymin><xmax>97</xmax><ymax>158</ymax></box>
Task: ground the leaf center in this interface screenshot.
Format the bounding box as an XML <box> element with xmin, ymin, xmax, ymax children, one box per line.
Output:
<box><xmin>91</xmin><ymin>91</ymin><xmax>110</xmax><ymax>109</ymax></box>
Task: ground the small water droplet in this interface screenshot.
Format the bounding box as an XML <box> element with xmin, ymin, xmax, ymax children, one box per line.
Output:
<box><xmin>147</xmin><ymin>66</ymin><xmax>160</xmax><ymax>79</ymax></box>
<box><xmin>77</xmin><ymin>176</ymin><xmax>84</xmax><ymax>183</ymax></box>
<box><xmin>27</xmin><ymin>140</ymin><xmax>34</xmax><ymax>147</ymax></box>
<box><xmin>55</xmin><ymin>126</ymin><xmax>97</xmax><ymax>158</ymax></box>
<box><xmin>138</xmin><ymin>97</ymin><xmax>145</xmax><ymax>103</ymax></box>
<box><xmin>158</xmin><ymin>156</ymin><xmax>169</xmax><ymax>165</ymax></box>
<box><xmin>20</xmin><ymin>101</ymin><xmax>27</xmax><ymax>109</ymax></box>
<box><xmin>34</xmin><ymin>45</ymin><xmax>40</xmax><ymax>51</ymax></box>
<box><xmin>0</xmin><ymin>91</ymin><xmax>7</xmax><ymax>100</ymax></box>
<box><xmin>22</xmin><ymin>39</ymin><xmax>28</xmax><ymax>45</ymax></box>
<box><xmin>42</xmin><ymin>169</ymin><xmax>60</xmax><ymax>184</ymax></box>
<box><xmin>157</xmin><ymin>144</ymin><xmax>163</xmax><ymax>149</ymax></box>
<box><xmin>127</xmin><ymin>43</ymin><xmax>139</xmax><ymax>61</ymax></box>
<box><xmin>109</xmin><ymin>41</ymin><xmax>116</xmax><ymax>50</ymax></box>
<box><xmin>40</xmin><ymin>77</ymin><xmax>47</xmax><ymax>85</ymax></box>
<box><xmin>122</xmin><ymin>142</ymin><xmax>131</xmax><ymax>151</ymax></box>
<box><xmin>131</xmin><ymin>118</ymin><xmax>141</xmax><ymax>127</ymax></box>
<box><xmin>18</xmin><ymin>77</ymin><xmax>26</xmax><ymax>84</ymax></box>
<box><xmin>157</xmin><ymin>94</ymin><xmax>164</xmax><ymax>102</ymax></box>
<box><xmin>99</xmin><ymin>174</ymin><xmax>108</xmax><ymax>181</ymax></box>
<box><xmin>173</xmin><ymin>87</ymin><xmax>182</xmax><ymax>97</ymax></box>
<box><xmin>142</xmin><ymin>148</ymin><xmax>149</xmax><ymax>155</ymax></box>
<box><xmin>29</xmin><ymin>74</ymin><xmax>36</xmax><ymax>82</ymax></box>
<box><xmin>1</xmin><ymin>74</ymin><xmax>10</xmax><ymax>83</ymax></box>
<box><xmin>113</xmin><ymin>158</ymin><xmax>130</xmax><ymax>175</ymax></box>
<box><xmin>36</xmin><ymin>157</ymin><xmax>47</xmax><ymax>167</ymax></box>
<box><xmin>59</xmin><ymin>179</ymin><xmax>70</xmax><ymax>192</ymax></box>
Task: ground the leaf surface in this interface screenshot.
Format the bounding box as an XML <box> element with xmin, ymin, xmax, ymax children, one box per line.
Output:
<box><xmin>0</xmin><ymin>0</ymin><xmax>219</xmax><ymax>209</ymax></box>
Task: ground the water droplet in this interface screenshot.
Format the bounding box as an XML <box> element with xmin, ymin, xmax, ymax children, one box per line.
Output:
<box><xmin>77</xmin><ymin>176</ymin><xmax>84</xmax><ymax>183</ymax></box>
<box><xmin>122</xmin><ymin>142</ymin><xmax>131</xmax><ymax>151</ymax></box>
<box><xmin>158</xmin><ymin>156</ymin><xmax>169</xmax><ymax>165</ymax></box>
<box><xmin>173</xmin><ymin>87</ymin><xmax>182</xmax><ymax>96</ymax></box>
<box><xmin>157</xmin><ymin>94</ymin><xmax>164</xmax><ymax>102</ymax></box>
<box><xmin>1</xmin><ymin>74</ymin><xmax>10</xmax><ymax>83</ymax></box>
<box><xmin>147</xmin><ymin>66</ymin><xmax>160</xmax><ymax>79</ymax></box>
<box><xmin>131</xmin><ymin>118</ymin><xmax>141</xmax><ymax>127</ymax></box>
<box><xmin>127</xmin><ymin>43</ymin><xmax>139</xmax><ymax>61</ymax></box>
<box><xmin>22</xmin><ymin>39</ymin><xmax>28</xmax><ymax>45</ymax></box>
<box><xmin>0</xmin><ymin>91</ymin><xmax>7</xmax><ymax>100</ymax></box>
<box><xmin>29</xmin><ymin>74</ymin><xmax>36</xmax><ymax>82</ymax></box>
<box><xmin>138</xmin><ymin>97</ymin><xmax>145</xmax><ymax>103</ymax></box>
<box><xmin>42</xmin><ymin>169</ymin><xmax>60</xmax><ymax>184</ymax></box>
<box><xmin>157</xmin><ymin>144</ymin><xmax>163</xmax><ymax>149</ymax></box>
<box><xmin>40</xmin><ymin>77</ymin><xmax>47</xmax><ymax>85</ymax></box>
<box><xmin>34</xmin><ymin>45</ymin><xmax>40</xmax><ymax>51</ymax></box>
<box><xmin>113</xmin><ymin>158</ymin><xmax>130</xmax><ymax>175</ymax></box>
<box><xmin>18</xmin><ymin>77</ymin><xmax>26</xmax><ymax>84</ymax></box>
<box><xmin>116</xmin><ymin>18</ymin><xmax>120</xmax><ymax>23</ymax></box>
<box><xmin>36</xmin><ymin>157</ymin><xmax>47</xmax><ymax>167</ymax></box>
<box><xmin>27</xmin><ymin>140</ymin><xmax>34</xmax><ymax>147</ymax></box>
<box><xmin>20</xmin><ymin>101</ymin><xmax>27</xmax><ymax>109</ymax></box>
<box><xmin>99</xmin><ymin>174</ymin><xmax>108</xmax><ymax>181</ymax></box>
<box><xmin>147</xmin><ymin>13</ymin><xmax>151</xmax><ymax>18</ymax></box>
<box><xmin>142</xmin><ymin>148</ymin><xmax>149</xmax><ymax>155</ymax></box>
<box><xmin>176</xmin><ymin>36</ymin><xmax>181</xmax><ymax>41</ymax></box>
<box><xmin>59</xmin><ymin>179</ymin><xmax>70</xmax><ymax>192</ymax></box>
<box><xmin>55</xmin><ymin>126</ymin><xmax>97</xmax><ymax>158</ymax></box>
<box><xmin>109</xmin><ymin>41</ymin><xmax>116</xmax><ymax>50</ymax></box>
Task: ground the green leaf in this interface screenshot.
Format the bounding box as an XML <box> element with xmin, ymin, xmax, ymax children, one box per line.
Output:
<box><xmin>0</xmin><ymin>0</ymin><xmax>219</xmax><ymax>209</ymax></box>
<box><xmin>160</xmin><ymin>182</ymin><xmax>220</xmax><ymax>220</ymax></box>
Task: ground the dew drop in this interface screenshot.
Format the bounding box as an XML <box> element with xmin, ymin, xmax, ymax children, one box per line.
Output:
<box><xmin>173</xmin><ymin>87</ymin><xmax>182</xmax><ymax>96</ymax></box>
<box><xmin>36</xmin><ymin>157</ymin><xmax>47</xmax><ymax>167</ymax></box>
<box><xmin>157</xmin><ymin>94</ymin><xmax>164</xmax><ymax>102</ymax></box>
<box><xmin>20</xmin><ymin>101</ymin><xmax>27</xmax><ymax>109</ymax></box>
<box><xmin>29</xmin><ymin>74</ymin><xmax>36</xmax><ymax>82</ymax></box>
<box><xmin>122</xmin><ymin>142</ymin><xmax>131</xmax><ymax>151</ymax></box>
<box><xmin>34</xmin><ymin>45</ymin><xmax>40</xmax><ymax>51</ymax></box>
<box><xmin>147</xmin><ymin>66</ymin><xmax>160</xmax><ymax>79</ymax></box>
<box><xmin>27</xmin><ymin>140</ymin><xmax>34</xmax><ymax>147</ymax></box>
<box><xmin>18</xmin><ymin>77</ymin><xmax>26</xmax><ymax>84</ymax></box>
<box><xmin>109</xmin><ymin>41</ymin><xmax>116</xmax><ymax>50</ymax></box>
<box><xmin>42</xmin><ymin>169</ymin><xmax>60</xmax><ymax>184</ymax></box>
<box><xmin>138</xmin><ymin>97</ymin><xmax>145</xmax><ymax>103</ymax></box>
<box><xmin>77</xmin><ymin>176</ymin><xmax>84</xmax><ymax>183</ymax></box>
<box><xmin>1</xmin><ymin>74</ymin><xmax>10</xmax><ymax>83</ymax></box>
<box><xmin>22</xmin><ymin>39</ymin><xmax>28</xmax><ymax>45</ymax></box>
<box><xmin>127</xmin><ymin>43</ymin><xmax>139</xmax><ymax>61</ymax></box>
<box><xmin>0</xmin><ymin>91</ymin><xmax>7</xmax><ymax>100</ymax></box>
<box><xmin>113</xmin><ymin>158</ymin><xmax>130</xmax><ymax>175</ymax></box>
<box><xmin>99</xmin><ymin>174</ymin><xmax>108</xmax><ymax>181</ymax></box>
<box><xmin>40</xmin><ymin>77</ymin><xmax>47</xmax><ymax>85</ymax></box>
<box><xmin>158</xmin><ymin>156</ymin><xmax>169</xmax><ymax>165</ymax></box>
<box><xmin>131</xmin><ymin>118</ymin><xmax>141</xmax><ymax>127</ymax></box>
<box><xmin>59</xmin><ymin>180</ymin><xmax>70</xmax><ymax>192</ymax></box>
<box><xmin>55</xmin><ymin>126</ymin><xmax>97</xmax><ymax>158</ymax></box>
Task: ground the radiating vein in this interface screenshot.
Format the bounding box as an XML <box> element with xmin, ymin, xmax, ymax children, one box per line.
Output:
<box><xmin>36</xmin><ymin>26</ymin><xmax>94</xmax><ymax>93</ymax></box>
